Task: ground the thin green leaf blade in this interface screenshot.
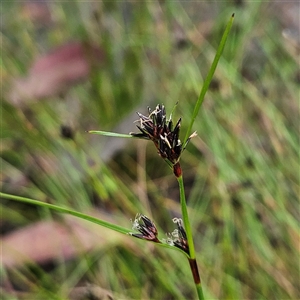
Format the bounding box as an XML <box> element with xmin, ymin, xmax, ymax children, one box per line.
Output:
<box><xmin>1</xmin><ymin>192</ymin><xmax>189</xmax><ymax>257</ymax></box>
<box><xmin>184</xmin><ymin>13</ymin><xmax>235</xmax><ymax>144</ymax></box>
<box><xmin>1</xmin><ymin>192</ymin><xmax>130</xmax><ymax>235</ymax></box>
<box><xmin>88</xmin><ymin>130</ymin><xmax>134</xmax><ymax>138</ymax></box>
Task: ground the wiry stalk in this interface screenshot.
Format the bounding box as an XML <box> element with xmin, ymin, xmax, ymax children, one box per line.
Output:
<box><xmin>177</xmin><ymin>168</ymin><xmax>204</xmax><ymax>300</ymax></box>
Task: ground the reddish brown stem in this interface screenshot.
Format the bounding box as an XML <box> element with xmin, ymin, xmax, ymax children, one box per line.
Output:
<box><xmin>188</xmin><ymin>258</ymin><xmax>201</xmax><ymax>284</ymax></box>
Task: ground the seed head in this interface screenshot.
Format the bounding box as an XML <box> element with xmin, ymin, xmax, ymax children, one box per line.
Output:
<box><xmin>129</xmin><ymin>213</ymin><xmax>160</xmax><ymax>243</ymax></box>
<box><xmin>130</xmin><ymin>104</ymin><xmax>196</xmax><ymax>176</ymax></box>
<box><xmin>165</xmin><ymin>218</ymin><xmax>189</xmax><ymax>255</ymax></box>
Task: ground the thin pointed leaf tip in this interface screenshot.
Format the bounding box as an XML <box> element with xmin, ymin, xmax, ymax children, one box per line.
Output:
<box><xmin>130</xmin><ymin>104</ymin><xmax>196</xmax><ymax>177</ymax></box>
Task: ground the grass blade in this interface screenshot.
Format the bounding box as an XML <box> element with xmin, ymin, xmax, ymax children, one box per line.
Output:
<box><xmin>88</xmin><ymin>130</ymin><xmax>134</xmax><ymax>138</ymax></box>
<box><xmin>1</xmin><ymin>192</ymin><xmax>130</xmax><ymax>235</ymax></box>
<box><xmin>1</xmin><ymin>192</ymin><xmax>189</xmax><ymax>256</ymax></box>
<box><xmin>184</xmin><ymin>13</ymin><xmax>235</xmax><ymax>144</ymax></box>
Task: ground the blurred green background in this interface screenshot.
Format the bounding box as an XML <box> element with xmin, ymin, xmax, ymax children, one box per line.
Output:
<box><xmin>1</xmin><ymin>1</ymin><xmax>299</xmax><ymax>299</ymax></box>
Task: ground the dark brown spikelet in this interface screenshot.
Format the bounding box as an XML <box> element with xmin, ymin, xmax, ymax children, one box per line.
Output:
<box><xmin>166</xmin><ymin>218</ymin><xmax>190</xmax><ymax>255</ymax></box>
<box><xmin>130</xmin><ymin>214</ymin><xmax>160</xmax><ymax>243</ymax></box>
<box><xmin>131</xmin><ymin>104</ymin><xmax>196</xmax><ymax>176</ymax></box>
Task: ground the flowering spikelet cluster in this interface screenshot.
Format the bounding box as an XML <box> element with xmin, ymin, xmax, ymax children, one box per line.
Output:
<box><xmin>129</xmin><ymin>214</ymin><xmax>160</xmax><ymax>243</ymax></box>
<box><xmin>131</xmin><ymin>104</ymin><xmax>196</xmax><ymax>177</ymax></box>
<box><xmin>130</xmin><ymin>214</ymin><xmax>190</xmax><ymax>256</ymax></box>
<box><xmin>165</xmin><ymin>218</ymin><xmax>189</xmax><ymax>255</ymax></box>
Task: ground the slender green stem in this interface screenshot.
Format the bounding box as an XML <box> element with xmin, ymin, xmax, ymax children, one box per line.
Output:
<box><xmin>196</xmin><ymin>283</ymin><xmax>205</xmax><ymax>300</ymax></box>
<box><xmin>177</xmin><ymin>174</ymin><xmax>195</xmax><ymax>258</ymax></box>
<box><xmin>178</xmin><ymin>13</ymin><xmax>234</xmax><ymax>300</ymax></box>
<box><xmin>184</xmin><ymin>13</ymin><xmax>235</xmax><ymax>145</ymax></box>
<box><xmin>177</xmin><ymin>174</ymin><xmax>205</xmax><ymax>299</ymax></box>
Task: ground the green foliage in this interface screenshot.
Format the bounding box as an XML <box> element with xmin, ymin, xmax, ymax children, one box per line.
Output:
<box><xmin>2</xmin><ymin>2</ymin><xmax>299</xmax><ymax>300</ymax></box>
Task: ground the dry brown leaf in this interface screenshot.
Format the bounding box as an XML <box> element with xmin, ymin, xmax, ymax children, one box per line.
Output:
<box><xmin>9</xmin><ymin>42</ymin><xmax>105</xmax><ymax>106</ymax></box>
<box><xmin>69</xmin><ymin>285</ymin><xmax>114</xmax><ymax>300</ymax></box>
<box><xmin>1</xmin><ymin>213</ymin><xmax>124</xmax><ymax>268</ymax></box>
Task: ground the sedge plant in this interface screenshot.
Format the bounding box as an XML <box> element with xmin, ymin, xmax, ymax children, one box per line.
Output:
<box><xmin>1</xmin><ymin>14</ymin><xmax>234</xmax><ymax>299</ymax></box>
